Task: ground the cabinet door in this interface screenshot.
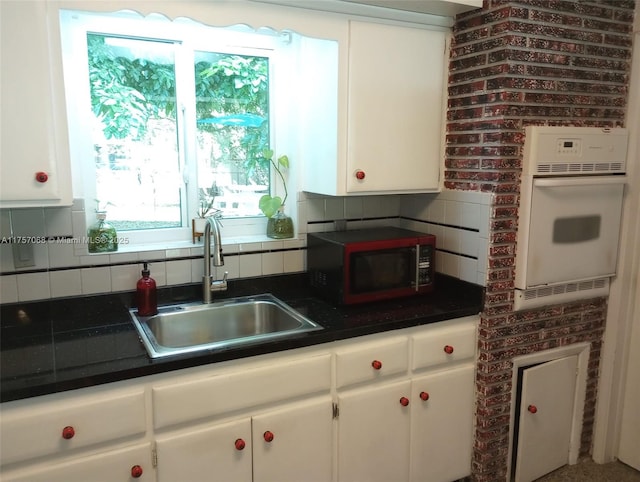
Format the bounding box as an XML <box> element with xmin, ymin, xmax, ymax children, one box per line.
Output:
<box><xmin>347</xmin><ymin>21</ymin><xmax>445</xmax><ymax>193</ymax></box>
<box><xmin>515</xmin><ymin>355</ymin><xmax>578</xmax><ymax>482</ymax></box>
<box><xmin>410</xmin><ymin>365</ymin><xmax>475</xmax><ymax>482</ymax></box>
<box><xmin>338</xmin><ymin>380</ymin><xmax>411</xmax><ymax>482</ymax></box>
<box><xmin>252</xmin><ymin>397</ymin><xmax>333</xmax><ymax>482</ymax></box>
<box><xmin>0</xmin><ymin>1</ymin><xmax>72</xmax><ymax>207</ymax></box>
<box><xmin>155</xmin><ymin>418</ymin><xmax>251</xmax><ymax>482</ymax></box>
<box><xmin>1</xmin><ymin>443</ymin><xmax>154</xmax><ymax>482</ymax></box>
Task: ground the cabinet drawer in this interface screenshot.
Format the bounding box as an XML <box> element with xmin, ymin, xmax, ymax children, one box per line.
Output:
<box><xmin>412</xmin><ymin>318</ymin><xmax>477</xmax><ymax>370</ymax></box>
<box><xmin>153</xmin><ymin>353</ymin><xmax>331</xmax><ymax>429</ymax></box>
<box><xmin>336</xmin><ymin>336</ymin><xmax>408</xmax><ymax>389</ymax></box>
<box><xmin>1</xmin><ymin>442</ymin><xmax>153</xmax><ymax>482</ymax></box>
<box><xmin>0</xmin><ymin>389</ymin><xmax>146</xmax><ymax>466</ymax></box>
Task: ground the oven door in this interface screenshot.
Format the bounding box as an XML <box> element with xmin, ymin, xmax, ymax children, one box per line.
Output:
<box><xmin>517</xmin><ymin>175</ymin><xmax>625</xmax><ymax>288</ymax></box>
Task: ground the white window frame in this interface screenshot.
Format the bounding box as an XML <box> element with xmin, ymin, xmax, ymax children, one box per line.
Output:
<box><xmin>59</xmin><ymin>9</ymin><xmax>297</xmax><ymax>247</ymax></box>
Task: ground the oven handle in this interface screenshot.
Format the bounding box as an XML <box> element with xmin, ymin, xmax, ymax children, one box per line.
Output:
<box><xmin>533</xmin><ymin>176</ymin><xmax>627</xmax><ymax>188</ymax></box>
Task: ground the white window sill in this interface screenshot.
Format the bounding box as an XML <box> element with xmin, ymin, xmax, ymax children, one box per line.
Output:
<box><xmin>99</xmin><ymin>233</ymin><xmax>305</xmax><ymax>258</ymax></box>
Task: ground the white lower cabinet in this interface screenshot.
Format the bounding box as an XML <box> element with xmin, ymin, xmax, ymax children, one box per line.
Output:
<box><xmin>410</xmin><ymin>364</ymin><xmax>475</xmax><ymax>482</ymax></box>
<box><xmin>155</xmin><ymin>397</ymin><xmax>333</xmax><ymax>482</ymax></box>
<box><xmin>338</xmin><ymin>380</ymin><xmax>412</xmax><ymax>482</ymax></box>
<box><xmin>0</xmin><ymin>316</ymin><xmax>478</xmax><ymax>482</ymax></box>
<box><xmin>155</xmin><ymin>418</ymin><xmax>252</xmax><ymax>482</ymax></box>
<box><xmin>336</xmin><ymin>366</ymin><xmax>475</xmax><ymax>482</ymax></box>
<box><xmin>336</xmin><ymin>316</ymin><xmax>478</xmax><ymax>482</ymax></box>
<box><xmin>252</xmin><ymin>397</ymin><xmax>333</xmax><ymax>482</ymax></box>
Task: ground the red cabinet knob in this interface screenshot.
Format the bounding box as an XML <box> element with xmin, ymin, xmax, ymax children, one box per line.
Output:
<box><xmin>35</xmin><ymin>172</ymin><xmax>49</xmax><ymax>183</ymax></box>
<box><xmin>399</xmin><ymin>396</ymin><xmax>410</xmax><ymax>407</ymax></box>
<box><xmin>419</xmin><ymin>391</ymin><xmax>430</xmax><ymax>401</ymax></box>
<box><xmin>371</xmin><ymin>360</ymin><xmax>383</xmax><ymax>370</ymax></box>
<box><xmin>528</xmin><ymin>405</ymin><xmax>538</xmax><ymax>414</ymax></box>
<box><xmin>444</xmin><ymin>345</ymin><xmax>454</xmax><ymax>354</ymax></box>
<box><xmin>62</xmin><ymin>426</ymin><xmax>75</xmax><ymax>440</ymax></box>
<box><xmin>131</xmin><ymin>465</ymin><xmax>143</xmax><ymax>478</ymax></box>
<box><xmin>355</xmin><ymin>170</ymin><xmax>366</xmax><ymax>180</ymax></box>
<box><xmin>235</xmin><ymin>438</ymin><xmax>246</xmax><ymax>451</ymax></box>
<box><xmin>263</xmin><ymin>431</ymin><xmax>274</xmax><ymax>443</ymax></box>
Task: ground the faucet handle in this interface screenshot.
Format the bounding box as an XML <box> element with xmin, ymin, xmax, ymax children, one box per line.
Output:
<box><xmin>210</xmin><ymin>271</ymin><xmax>229</xmax><ymax>292</ymax></box>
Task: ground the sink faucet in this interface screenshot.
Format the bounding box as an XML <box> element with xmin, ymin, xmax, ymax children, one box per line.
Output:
<box><xmin>203</xmin><ymin>215</ymin><xmax>227</xmax><ymax>303</ymax></box>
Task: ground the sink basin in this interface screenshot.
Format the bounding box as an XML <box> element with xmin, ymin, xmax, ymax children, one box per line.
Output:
<box><xmin>129</xmin><ymin>294</ymin><xmax>323</xmax><ymax>358</ymax></box>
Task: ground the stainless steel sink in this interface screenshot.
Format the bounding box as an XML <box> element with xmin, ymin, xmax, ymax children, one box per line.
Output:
<box><xmin>129</xmin><ymin>294</ymin><xmax>322</xmax><ymax>358</ymax></box>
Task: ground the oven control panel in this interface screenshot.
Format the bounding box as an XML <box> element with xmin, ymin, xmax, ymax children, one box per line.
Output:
<box><xmin>523</xmin><ymin>126</ymin><xmax>627</xmax><ymax>176</ymax></box>
<box><xmin>556</xmin><ymin>138</ymin><xmax>582</xmax><ymax>156</ymax></box>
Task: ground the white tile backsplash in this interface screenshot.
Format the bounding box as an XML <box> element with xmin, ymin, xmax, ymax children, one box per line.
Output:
<box><xmin>0</xmin><ymin>210</ymin><xmax>11</xmax><ymax>239</ymax></box>
<box><xmin>305</xmin><ymin>198</ymin><xmax>325</xmax><ymax>222</ymax></box>
<box><xmin>428</xmin><ymin>199</ymin><xmax>446</xmax><ymax>224</ymax></box>
<box><xmin>165</xmin><ymin>259</ymin><xmax>192</xmax><ymax>286</ymax></box>
<box><xmin>17</xmin><ymin>272</ymin><xmax>51</xmax><ymax>301</ymax></box>
<box><xmin>239</xmin><ymin>253</ymin><xmax>262</xmax><ymax>278</ymax></box>
<box><xmin>459</xmin><ymin>256</ymin><xmax>478</xmax><ymax>285</ymax></box>
<box><xmin>400</xmin><ymin>190</ymin><xmax>490</xmax><ymax>287</ymax></box>
<box><xmin>190</xmin><ymin>258</ymin><xmax>204</xmax><ymax>283</ymax></box>
<box><xmin>0</xmin><ymin>275</ymin><xmax>18</xmax><ymax>304</ymax></box>
<box><xmin>148</xmin><ymin>262</ymin><xmax>167</xmax><ymax>287</ymax></box>
<box><xmin>345</xmin><ymin>196</ymin><xmax>364</xmax><ymax>219</ymax></box>
<box><xmin>50</xmin><ymin>270</ymin><xmax>82</xmax><ymax>298</ymax></box>
<box><xmin>81</xmin><ymin>267</ymin><xmax>112</xmax><ymax>295</ymax></box>
<box><xmin>48</xmin><ymin>242</ymin><xmax>80</xmax><ymax>268</ymax></box>
<box><xmin>1</xmin><ymin>189</ymin><xmax>489</xmax><ymax>303</ymax></box>
<box><xmin>108</xmin><ymin>251</ymin><xmax>139</xmax><ymax>264</ymax></box>
<box><xmin>80</xmin><ymin>253</ymin><xmax>110</xmax><ymax>266</ymax></box>
<box><xmin>111</xmin><ymin>264</ymin><xmax>141</xmax><ymax>292</ymax></box>
<box><xmin>0</xmin><ymin>243</ymin><xmax>14</xmax><ymax>273</ymax></box>
<box><xmin>44</xmin><ymin>207</ymin><xmax>73</xmax><ymax>237</ymax></box>
<box><xmin>238</xmin><ymin>242</ymin><xmax>262</xmax><ymax>253</ymax></box>
<box><xmin>219</xmin><ymin>256</ymin><xmax>239</xmax><ymax>280</ymax></box>
<box><xmin>324</xmin><ymin>197</ymin><xmax>344</xmax><ymax>220</ymax></box>
<box><xmin>284</xmin><ymin>249</ymin><xmax>305</xmax><ymax>273</ymax></box>
<box><xmin>262</xmin><ymin>251</ymin><xmax>284</xmax><ymax>275</ymax></box>
<box><xmin>10</xmin><ymin>209</ymin><xmax>46</xmax><ymax>237</ymax></box>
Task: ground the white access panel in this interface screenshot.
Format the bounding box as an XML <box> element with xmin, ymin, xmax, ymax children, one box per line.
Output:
<box><xmin>514</xmin><ymin>355</ymin><xmax>578</xmax><ymax>482</ymax></box>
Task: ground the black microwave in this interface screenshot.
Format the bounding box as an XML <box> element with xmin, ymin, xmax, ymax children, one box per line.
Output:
<box><xmin>307</xmin><ymin>227</ymin><xmax>436</xmax><ymax>305</ymax></box>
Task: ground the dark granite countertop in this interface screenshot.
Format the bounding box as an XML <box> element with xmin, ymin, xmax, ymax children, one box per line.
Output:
<box><xmin>0</xmin><ymin>273</ymin><xmax>483</xmax><ymax>403</ymax></box>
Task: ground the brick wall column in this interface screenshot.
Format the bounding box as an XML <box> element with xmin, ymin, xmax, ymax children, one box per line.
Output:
<box><xmin>446</xmin><ymin>1</ymin><xmax>635</xmax><ymax>480</ymax></box>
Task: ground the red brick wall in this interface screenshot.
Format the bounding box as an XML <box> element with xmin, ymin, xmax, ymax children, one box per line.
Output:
<box><xmin>447</xmin><ymin>1</ymin><xmax>635</xmax><ymax>480</ymax></box>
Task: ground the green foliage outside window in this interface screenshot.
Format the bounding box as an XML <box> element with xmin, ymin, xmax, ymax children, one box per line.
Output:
<box><xmin>86</xmin><ymin>33</ymin><xmax>272</xmax><ymax>227</ymax></box>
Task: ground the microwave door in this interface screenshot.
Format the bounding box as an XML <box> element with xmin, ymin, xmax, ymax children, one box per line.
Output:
<box><xmin>524</xmin><ymin>176</ymin><xmax>625</xmax><ymax>288</ymax></box>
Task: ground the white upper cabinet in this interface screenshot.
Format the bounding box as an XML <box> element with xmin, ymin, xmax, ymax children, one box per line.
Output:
<box><xmin>346</xmin><ymin>21</ymin><xmax>445</xmax><ymax>194</ymax></box>
<box><xmin>0</xmin><ymin>1</ymin><xmax>73</xmax><ymax>208</ymax></box>
<box><xmin>303</xmin><ymin>20</ymin><xmax>447</xmax><ymax>196</ymax></box>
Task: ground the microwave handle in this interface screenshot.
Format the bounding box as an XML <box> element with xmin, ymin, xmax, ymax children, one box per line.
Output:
<box><xmin>533</xmin><ymin>176</ymin><xmax>626</xmax><ymax>188</ymax></box>
<box><xmin>414</xmin><ymin>245</ymin><xmax>420</xmax><ymax>292</ymax></box>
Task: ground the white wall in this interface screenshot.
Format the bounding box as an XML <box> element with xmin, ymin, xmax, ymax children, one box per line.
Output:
<box><xmin>592</xmin><ymin>21</ymin><xmax>640</xmax><ymax>464</ymax></box>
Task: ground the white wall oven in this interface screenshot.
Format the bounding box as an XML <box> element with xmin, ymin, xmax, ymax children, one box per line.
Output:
<box><xmin>515</xmin><ymin>126</ymin><xmax>628</xmax><ymax>311</ymax></box>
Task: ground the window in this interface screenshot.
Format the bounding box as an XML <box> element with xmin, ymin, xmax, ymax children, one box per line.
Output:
<box><xmin>60</xmin><ymin>10</ymin><xmax>300</xmax><ymax>244</ymax></box>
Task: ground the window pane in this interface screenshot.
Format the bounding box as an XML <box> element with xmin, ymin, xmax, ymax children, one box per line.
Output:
<box><xmin>87</xmin><ymin>34</ymin><xmax>182</xmax><ymax>230</ymax></box>
<box><xmin>194</xmin><ymin>51</ymin><xmax>270</xmax><ymax>218</ymax></box>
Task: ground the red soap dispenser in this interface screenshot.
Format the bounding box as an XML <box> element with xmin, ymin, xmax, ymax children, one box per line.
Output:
<box><xmin>136</xmin><ymin>262</ymin><xmax>157</xmax><ymax>316</ymax></box>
